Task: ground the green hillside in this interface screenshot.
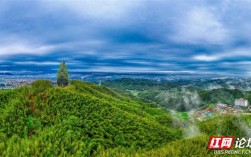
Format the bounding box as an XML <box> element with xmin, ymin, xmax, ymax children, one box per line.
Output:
<box><xmin>1</xmin><ymin>80</ymin><xmax>251</xmax><ymax>156</ymax></box>
<box><xmin>102</xmin><ymin>78</ymin><xmax>251</xmax><ymax>111</ymax></box>
<box><xmin>0</xmin><ymin>80</ymin><xmax>181</xmax><ymax>156</ymax></box>
<box><xmin>199</xmin><ymin>88</ymin><xmax>246</xmax><ymax>105</ymax></box>
<box><xmin>98</xmin><ymin>114</ymin><xmax>251</xmax><ymax>157</ymax></box>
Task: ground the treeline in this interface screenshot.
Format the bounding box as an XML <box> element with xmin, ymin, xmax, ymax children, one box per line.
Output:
<box><xmin>102</xmin><ymin>78</ymin><xmax>192</xmax><ymax>91</ymax></box>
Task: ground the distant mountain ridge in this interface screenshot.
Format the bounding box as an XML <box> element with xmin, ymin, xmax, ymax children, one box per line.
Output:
<box><xmin>0</xmin><ymin>72</ymin><xmax>13</xmax><ymax>75</ymax></box>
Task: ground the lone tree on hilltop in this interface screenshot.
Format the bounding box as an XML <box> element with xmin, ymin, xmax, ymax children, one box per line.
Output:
<box><xmin>57</xmin><ymin>61</ymin><xmax>69</xmax><ymax>86</ymax></box>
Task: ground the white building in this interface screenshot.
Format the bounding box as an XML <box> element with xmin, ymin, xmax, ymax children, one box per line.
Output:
<box><xmin>216</xmin><ymin>103</ymin><xmax>227</xmax><ymax>109</ymax></box>
<box><xmin>235</xmin><ymin>98</ymin><xmax>249</xmax><ymax>107</ymax></box>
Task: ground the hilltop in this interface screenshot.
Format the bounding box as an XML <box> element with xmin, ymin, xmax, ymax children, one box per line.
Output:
<box><xmin>0</xmin><ymin>80</ymin><xmax>180</xmax><ymax>156</ymax></box>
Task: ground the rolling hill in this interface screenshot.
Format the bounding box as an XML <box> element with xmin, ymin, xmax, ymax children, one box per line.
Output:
<box><xmin>1</xmin><ymin>80</ymin><xmax>251</xmax><ymax>156</ymax></box>
<box><xmin>0</xmin><ymin>80</ymin><xmax>181</xmax><ymax>156</ymax></box>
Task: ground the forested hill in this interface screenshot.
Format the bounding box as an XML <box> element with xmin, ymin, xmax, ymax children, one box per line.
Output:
<box><xmin>0</xmin><ymin>80</ymin><xmax>181</xmax><ymax>156</ymax></box>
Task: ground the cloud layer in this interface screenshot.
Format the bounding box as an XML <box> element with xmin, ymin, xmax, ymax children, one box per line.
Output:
<box><xmin>1</xmin><ymin>0</ymin><xmax>251</xmax><ymax>75</ymax></box>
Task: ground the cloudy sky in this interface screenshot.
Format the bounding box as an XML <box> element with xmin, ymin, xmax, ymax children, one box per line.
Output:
<box><xmin>1</xmin><ymin>0</ymin><xmax>251</xmax><ymax>75</ymax></box>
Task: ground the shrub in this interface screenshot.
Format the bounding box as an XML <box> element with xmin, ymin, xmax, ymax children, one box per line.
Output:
<box><xmin>31</xmin><ymin>80</ymin><xmax>52</xmax><ymax>93</ymax></box>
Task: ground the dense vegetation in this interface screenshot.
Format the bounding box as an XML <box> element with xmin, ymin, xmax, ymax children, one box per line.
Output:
<box><xmin>0</xmin><ymin>80</ymin><xmax>181</xmax><ymax>156</ymax></box>
<box><xmin>103</xmin><ymin>78</ymin><xmax>251</xmax><ymax>111</ymax></box>
<box><xmin>1</xmin><ymin>79</ymin><xmax>251</xmax><ymax>156</ymax></box>
<box><xmin>199</xmin><ymin>88</ymin><xmax>245</xmax><ymax>105</ymax></box>
<box><xmin>102</xmin><ymin>78</ymin><xmax>192</xmax><ymax>91</ymax></box>
<box><xmin>98</xmin><ymin>114</ymin><xmax>251</xmax><ymax>157</ymax></box>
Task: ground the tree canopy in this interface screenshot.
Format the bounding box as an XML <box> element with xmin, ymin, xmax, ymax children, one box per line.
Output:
<box><xmin>57</xmin><ymin>61</ymin><xmax>69</xmax><ymax>86</ymax></box>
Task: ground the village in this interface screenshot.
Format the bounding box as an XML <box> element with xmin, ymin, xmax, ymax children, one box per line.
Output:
<box><xmin>188</xmin><ymin>98</ymin><xmax>251</xmax><ymax>122</ymax></box>
<box><xmin>0</xmin><ymin>79</ymin><xmax>34</xmax><ymax>90</ymax></box>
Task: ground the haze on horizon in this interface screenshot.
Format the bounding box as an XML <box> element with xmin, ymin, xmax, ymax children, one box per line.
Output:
<box><xmin>1</xmin><ymin>0</ymin><xmax>251</xmax><ymax>76</ymax></box>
